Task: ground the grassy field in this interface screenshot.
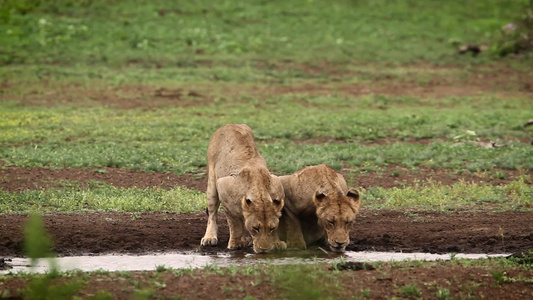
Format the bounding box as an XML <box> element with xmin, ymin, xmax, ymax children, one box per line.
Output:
<box><xmin>1</xmin><ymin>0</ymin><xmax>532</xmax><ymax>213</ymax></box>
<box><xmin>1</xmin><ymin>0</ymin><xmax>528</xmax><ymax>65</ymax></box>
<box><xmin>2</xmin><ymin>98</ymin><xmax>532</xmax><ymax>171</ymax></box>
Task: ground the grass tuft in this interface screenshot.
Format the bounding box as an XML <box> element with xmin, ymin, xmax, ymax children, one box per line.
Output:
<box><xmin>0</xmin><ymin>185</ymin><xmax>205</xmax><ymax>214</ymax></box>
<box><xmin>362</xmin><ymin>176</ymin><xmax>533</xmax><ymax>211</ymax></box>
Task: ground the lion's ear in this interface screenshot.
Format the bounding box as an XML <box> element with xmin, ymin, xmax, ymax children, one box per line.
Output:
<box><xmin>347</xmin><ymin>189</ymin><xmax>361</xmax><ymax>207</ymax></box>
<box><xmin>314</xmin><ymin>191</ymin><xmax>326</xmax><ymax>203</ymax></box>
<box><xmin>272</xmin><ymin>198</ymin><xmax>283</xmax><ymax>214</ymax></box>
<box><xmin>242</xmin><ymin>196</ymin><xmax>252</xmax><ymax>206</ymax></box>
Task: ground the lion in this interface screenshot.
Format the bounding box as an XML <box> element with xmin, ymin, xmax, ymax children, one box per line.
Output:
<box><xmin>200</xmin><ymin>124</ymin><xmax>287</xmax><ymax>253</ymax></box>
<box><xmin>278</xmin><ymin>164</ymin><xmax>360</xmax><ymax>253</ymax></box>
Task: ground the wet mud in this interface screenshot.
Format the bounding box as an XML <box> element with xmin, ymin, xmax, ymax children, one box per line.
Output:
<box><xmin>1</xmin><ymin>209</ymin><xmax>532</xmax><ymax>257</ymax></box>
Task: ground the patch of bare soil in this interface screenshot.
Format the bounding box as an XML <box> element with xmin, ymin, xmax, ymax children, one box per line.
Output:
<box><xmin>0</xmin><ymin>209</ymin><xmax>532</xmax><ymax>257</ymax></box>
<box><xmin>3</xmin><ymin>63</ymin><xmax>532</xmax><ymax>110</ymax></box>
<box><xmin>228</xmin><ymin>65</ymin><xmax>533</xmax><ymax>104</ymax></box>
<box><xmin>0</xmin><ymin>167</ymin><xmax>207</xmax><ymax>192</ymax></box>
<box><xmin>348</xmin><ymin>165</ymin><xmax>530</xmax><ymax>189</ymax></box>
<box><xmin>260</xmin><ymin>77</ymin><xmax>531</xmax><ymax>100</ymax></box>
<box><xmin>2</xmin><ymin>84</ymin><xmax>215</xmax><ymax>109</ymax></box>
<box><xmin>0</xmin><ymin>166</ymin><xmax>527</xmax><ymax>193</ymax></box>
<box><xmin>267</xmin><ymin>62</ymin><xmax>533</xmax><ymax>98</ymax></box>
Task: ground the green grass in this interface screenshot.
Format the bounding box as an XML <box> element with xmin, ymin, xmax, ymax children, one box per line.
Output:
<box><xmin>400</xmin><ymin>284</ymin><xmax>422</xmax><ymax>297</ymax></box>
<box><xmin>1</xmin><ymin>95</ymin><xmax>532</xmax><ymax>174</ymax></box>
<box><xmin>263</xmin><ymin>141</ymin><xmax>533</xmax><ymax>174</ymax></box>
<box><xmin>363</xmin><ymin>175</ymin><xmax>533</xmax><ymax>211</ymax></box>
<box><xmin>0</xmin><ymin>183</ymin><xmax>205</xmax><ymax>214</ymax></box>
<box><xmin>1</xmin><ymin>176</ymin><xmax>530</xmax><ymax>213</ymax></box>
<box><xmin>2</xmin><ymin>94</ymin><xmax>530</xmax><ymax>147</ymax></box>
<box><xmin>1</xmin><ymin>0</ymin><xmax>529</xmax><ymax>66</ymax></box>
<box><xmin>2</xmin><ymin>137</ymin><xmax>532</xmax><ymax>176</ymax></box>
<box><xmin>435</xmin><ymin>287</ymin><xmax>454</xmax><ymax>300</ymax></box>
<box><xmin>271</xmin><ymin>264</ymin><xmax>339</xmax><ymax>300</ymax></box>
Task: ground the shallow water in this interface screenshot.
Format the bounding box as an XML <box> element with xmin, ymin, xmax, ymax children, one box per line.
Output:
<box><xmin>2</xmin><ymin>251</ymin><xmax>508</xmax><ymax>274</ymax></box>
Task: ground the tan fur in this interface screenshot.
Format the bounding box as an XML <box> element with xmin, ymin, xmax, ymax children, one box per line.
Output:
<box><xmin>200</xmin><ymin>124</ymin><xmax>286</xmax><ymax>253</ymax></box>
<box><xmin>279</xmin><ymin>164</ymin><xmax>360</xmax><ymax>253</ymax></box>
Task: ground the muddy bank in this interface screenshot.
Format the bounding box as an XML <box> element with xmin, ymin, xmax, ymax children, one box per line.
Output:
<box><xmin>1</xmin><ymin>166</ymin><xmax>526</xmax><ymax>193</ymax></box>
<box><xmin>1</xmin><ymin>209</ymin><xmax>531</xmax><ymax>257</ymax></box>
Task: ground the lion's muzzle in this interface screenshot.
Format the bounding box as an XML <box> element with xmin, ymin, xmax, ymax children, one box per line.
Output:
<box><xmin>253</xmin><ymin>245</ymin><xmax>274</xmax><ymax>253</ymax></box>
<box><xmin>328</xmin><ymin>239</ymin><xmax>348</xmax><ymax>253</ymax></box>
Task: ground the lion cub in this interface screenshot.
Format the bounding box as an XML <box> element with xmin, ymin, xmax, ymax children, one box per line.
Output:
<box><xmin>200</xmin><ymin>124</ymin><xmax>287</xmax><ymax>253</ymax></box>
<box><xmin>279</xmin><ymin>164</ymin><xmax>360</xmax><ymax>253</ymax></box>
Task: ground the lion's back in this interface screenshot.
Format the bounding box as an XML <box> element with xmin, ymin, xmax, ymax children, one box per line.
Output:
<box><xmin>208</xmin><ymin>124</ymin><xmax>266</xmax><ymax>179</ymax></box>
<box><xmin>282</xmin><ymin>164</ymin><xmax>347</xmax><ymax>204</ymax></box>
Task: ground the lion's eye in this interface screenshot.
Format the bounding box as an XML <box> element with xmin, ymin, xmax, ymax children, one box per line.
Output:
<box><xmin>252</xmin><ymin>226</ymin><xmax>260</xmax><ymax>232</ymax></box>
<box><xmin>269</xmin><ymin>227</ymin><xmax>276</xmax><ymax>233</ymax></box>
<box><xmin>328</xmin><ymin>220</ymin><xmax>335</xmax><ymax>227</ymax></box>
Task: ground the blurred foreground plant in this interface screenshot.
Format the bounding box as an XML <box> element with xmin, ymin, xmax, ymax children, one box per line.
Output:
<box><xmin>22</xmin><ymin>213</ymin><xmax>84</xmax><ymax>300</ymax></box>
<box><xmin>24</xmin><ymin>213</ymin><xmax>55</xmax><ymax>269</ymax></box>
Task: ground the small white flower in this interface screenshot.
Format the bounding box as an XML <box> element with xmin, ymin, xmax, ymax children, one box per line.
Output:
<box><xmin>38</xmin><ymin>18</ymin><xmax>47</xmax><ymax>26</ymax></box>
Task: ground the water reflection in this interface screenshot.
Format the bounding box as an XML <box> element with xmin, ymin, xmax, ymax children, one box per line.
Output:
<box><xmin>1</xmin><ymin>250</ymin><xmax>507</xmax><ymax>274</ymax></box>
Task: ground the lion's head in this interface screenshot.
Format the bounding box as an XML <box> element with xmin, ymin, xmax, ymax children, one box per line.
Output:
<box><xmin>314</xmin><ymin>189</ymin><xmax>360</xmax><ymax>253</ymax></box>
<box><xmin>239</xmin><ymin>168</ymin><xmax>286</xmax><ymax>253</ymax></box>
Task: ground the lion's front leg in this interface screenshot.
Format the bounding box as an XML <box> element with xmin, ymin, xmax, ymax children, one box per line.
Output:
<box><xmin>201</xmin><ymin>170</ymin><xmax>220</xmax><ymax>247</ymax></box>
<box><xmin>226</xmin><ymin>216</ymin><xmax>252</xmax><ymax>250</ymax></box>
<box><xmin>272</xmin><ymin>233</ymin><xmax>287</xmax><ymax>251</ymax></box>
<box><xmin>282</xmin><ymin>209</ymin><xmax>306</xmax><ymax>249</ymax></box>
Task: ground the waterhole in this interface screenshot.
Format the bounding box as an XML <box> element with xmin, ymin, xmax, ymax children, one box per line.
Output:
<box><xmin>1</xmin><ymin>251</ymin><xmax>508</xmax><ymax>274</ymax></box>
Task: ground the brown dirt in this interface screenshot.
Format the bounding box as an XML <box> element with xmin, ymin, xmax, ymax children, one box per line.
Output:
<box><xmin>0</xmin><ymin>166</ymin><xmax>208</xmax><ymax>192</ymax></box>
<box><xmin>2</xmin><ymin>84</ymin><xmax>216</xmax><ymax>110</ymax></box>
<box><xmin>232</xmin><ymin>62</ymin><xmax>533</xmax><ymax>100</ymax></box>
<box><xmin>2</xmin><ymin>63</ymin><xmax>532</xmax><ymax>110</ymax></box>
<box><xmin>1</xmin><ymin>209</ymin><xmax>532</xmax><ymax>299</ymax></box>
<box><xmin>1</xmin><ymin>209</ymin><xmax>532</xmax><ymax>257</ymax></box>
<box><xmin>1</xmin><ymin>165</ymin><xmax>528</xmax><ymax>193</ymax></box>
<box><xmin>350</xmin><ymin>165</ymin><xmax>530</xmax><ymax>189</ymax></box>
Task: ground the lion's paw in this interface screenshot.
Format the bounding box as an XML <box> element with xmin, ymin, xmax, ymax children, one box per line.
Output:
<box><xmin>245</xmin><ymin>236</ymin><xmax>253</xmax><ymax>247</ymax></box>
<box><xmin>274</xmin><ymin>241</ymin><xmax>287</xmax><ymax>250</ymax></box>
<box><xmin>228</xmin><ymin>238</ymin><xmax>250</xmax><ymax>250</ymax></box>
<box><xmin>287</xmin><ymin>240</ymin><xmax>307</xmax><ymax>250</ymax></box>
<box><xmin>201</xmin><ymin>236</ymin><xmax>218</xmax><ymax>246</ymax></box>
